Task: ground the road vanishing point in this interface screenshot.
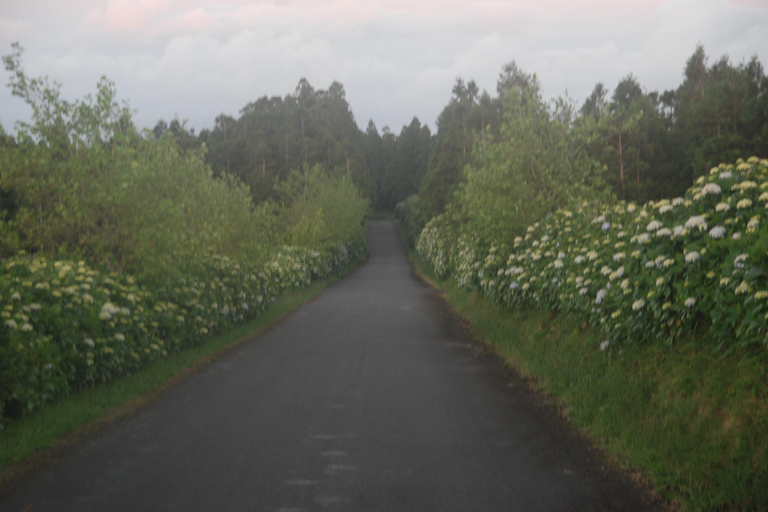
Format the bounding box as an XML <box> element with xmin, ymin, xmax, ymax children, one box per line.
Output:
<box><xmin>0</xmin><ymin>221</ymin><xmax>660</xmax><ymax>512</ymax></box>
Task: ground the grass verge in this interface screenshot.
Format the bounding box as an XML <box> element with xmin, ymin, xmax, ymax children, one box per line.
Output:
<box><xmin>0</xmin><ymin>263</ymin><xmax>358</xmax><ymax>490</ymax></box>
<box><xmin>408</xmin><ymin>248</ymin><xmax>768</xmax><ymax>512</ymax></box>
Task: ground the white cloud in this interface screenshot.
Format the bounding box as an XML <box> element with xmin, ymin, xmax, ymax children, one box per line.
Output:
<box><xmin>1</xmin><ymin>0</ymin><xmax>767</xmax><ymax>135</ymax></box>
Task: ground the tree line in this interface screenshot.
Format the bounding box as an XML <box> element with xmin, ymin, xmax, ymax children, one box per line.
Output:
<box><xmin>3</xmin><ymin>43</ymin><xmax>766</xmax><ymax>246</ymax></box>
<box><xmin>147</xmin><ymin>44</ymin><xmax>768</xmax><ymax>241</ymax></box>
<box><xmin>395</xmin><ymin>45</ymin><xmax>768</xmax><ymax>244</ymax></box>
<box><xmin>147</xmin><ymin>79</ymin><xmax>432</xmax><ymax>212</ymax></box>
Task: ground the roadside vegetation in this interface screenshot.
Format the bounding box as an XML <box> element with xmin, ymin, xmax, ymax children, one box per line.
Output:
<box><xmin>399</xmin><ymin>46</ymin><xmax>768</xmax><ymax>511</ymax></box>
<box><xmin>0</xmin><ymin>270</ymin><xmax>352</xmax><ymax>481</ymax></box>
<box><xmin>409</xmin><ymin>248</ymin><xmax>766</xmax><ymax>511</ymax></box>
<box><xmin>2</xmin><ymin>37</ymin><xmax>768</xmax><ymax>510</ymax></box>
<box><xmin>0</xmin><ymin>44</ymin><xmax>368</xmax><ymax>432</ymax></box>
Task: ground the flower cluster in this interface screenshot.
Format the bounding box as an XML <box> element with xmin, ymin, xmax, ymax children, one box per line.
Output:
<box><xmin>417</xmin><ymin>157</ymin><xmax>768</xmax><ymax>354</ymax></box>
<box><xmin>0</xmin><ymin>239</ymin><xmax>365</xmax><ymax>427</ymax></box>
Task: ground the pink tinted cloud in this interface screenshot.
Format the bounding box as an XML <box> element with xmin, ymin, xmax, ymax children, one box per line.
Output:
<box><xmin>79</xmin><ymin>0</ymin><xmax>675</xmax><ymax>37</ymax></box>
<box><xmin>83</xmin><ymin>0</ymin><xmax>169</xmax><ymax>33</ymax></box>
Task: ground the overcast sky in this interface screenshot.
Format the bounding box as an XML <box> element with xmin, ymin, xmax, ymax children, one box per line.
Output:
<box><xmin>1</xmin><ymin>0</ymin><xmax>767</xmax><ymax>136</ymax></box>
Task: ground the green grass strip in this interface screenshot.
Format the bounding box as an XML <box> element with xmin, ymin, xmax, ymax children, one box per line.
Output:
<box><xmin>408</xmin><ymin>247</ymin><xmax>768</xmax><ymax>512</ymax></box>
<box><xmin>0</xmin><ymin>264</ymin><xmax>357</xmax><ymax>489</ymax></box>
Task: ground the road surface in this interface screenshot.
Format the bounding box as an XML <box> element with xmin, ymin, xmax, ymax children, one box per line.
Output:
<box><xmin>0</xmin><ymin>221</ymin><xmax>658</xmax><ymax>512</ymax></box>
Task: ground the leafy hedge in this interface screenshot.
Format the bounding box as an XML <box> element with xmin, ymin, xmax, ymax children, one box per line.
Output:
<box><xmin>0</xmin><ymin>48</ymin><xmax>372</xmax><ymax>430</ymax></box>
<box><xmin>418</xmin><ymin>156</ymin><xmax>768</xmax><ymax>355</ymax></box>
<box><xmin>0</xmin><ymin>240</ymin><xmax>365</xmax><ymax>428</ymax></box>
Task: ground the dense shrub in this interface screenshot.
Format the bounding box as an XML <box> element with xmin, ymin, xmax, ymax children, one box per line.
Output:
<box><xmin>453</xmin><ymin>86</ymin><xmax>610</xmax><ymax>245</ymax></box>
<box><xmin>394</xmin><ymin>194</ymin><xmax>424</xmax><ymax>247</ymax></box>
<box><xmin>0</xmin><ymin>241</ymin><xmax>364</xmax><ymax>427</ymax></box>
<box><xmin>418</xmin><ymin>157</ymin><xmax>768</xmax><ymax>355</ymax></box>
<box><xmin>0</xmin><ymin>45</ymin><xmax>370</xmax><ymax>429</ymax></box>
<box><xmin>0</xmin><ymin>45</ymin><xmax>278</xmax><ymax>279</ymax></box>
<box><xmin>275</xmin><ymin>164</ymin><xmax>369</xmax><ymax>251</ymax></box>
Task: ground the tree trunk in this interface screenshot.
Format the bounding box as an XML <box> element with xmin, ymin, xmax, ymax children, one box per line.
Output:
<box><xmin>301</xmin><ymin>115</ymin><xmax>307</xmax><ymax>166</ymax></box>
<box><xmin>462</xmin><ymin>112</ymin><xmax>466</xmax><ymax>157</ymax></box>
<box><xmin>618</xmin><ymin>129</ymin><xmax>625</xmax><ymax>199</ymax></box>
<box><xmin>223</xmin><ymin>125</ymin><xmax>231</xmax><ymax>174</ymax></box>
<box><xmin>345</xmin><ymin>149</ymin><xmax>350</xmax><ymax>178</ymax></box>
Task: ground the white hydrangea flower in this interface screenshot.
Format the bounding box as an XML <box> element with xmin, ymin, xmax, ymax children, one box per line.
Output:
<box><xmin>632</xmin><ymin>299</ymin><xmax>645</xmax><ymax>311</ymax></box>
<box><xmin>646</xmin><ymin>220</ymin><xmax>663</xmax><ymax>232</ymax></box>
<box><xmin>684</xmin><ymin>297</ymin><xmax>697</xmax><ymax>308</ymax></box>
<box><xmin>716</xmin><ymin>202</ymin><xmax>731</xmax><ymax>212</ymax></box>
<box><xmin>701</xmin><ymin>183</ymin><xmax>722</xmax><ymax>196</ymax></box>
<box><xmin>99</xmin><ymin>302</ymin><xmax>120</xmax><ymax>320</ymax></box>
<box><xmin>596</xmin><ymin>289</ymin><xmax>607</xmax><ymax>304</ymax></box>
<box><xmin>708</xmin><ymin>226</ymin><xmax>726</xmax><ymax>239</ymax></box>
<box><xmin>685</xmin><ymin>251</ymin><xmax>700</xmax><ymax>264</ymax></box>
<box><xmin>684</xmin><ymin>215</ymin><xmax>707</xmax><ymax>231</ymax></box>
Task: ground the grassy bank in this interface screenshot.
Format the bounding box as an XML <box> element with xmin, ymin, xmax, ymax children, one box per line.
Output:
<box><xmin>0</xmin><ymin>265</ymin><xmax>356</xmax><ymax>488</ymax></box>
<box><xmin>408</xmin><ymin>248</ymin><xmax>768</xmax><ymax>511</ymax></box>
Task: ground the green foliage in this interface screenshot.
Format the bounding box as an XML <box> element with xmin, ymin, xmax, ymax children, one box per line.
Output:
<box><xmin>455</xmin><ymin>85</ymin><xmax>610</xmax><ymax>245</ymax></box>
<box><xmin>579</xmin><ymin>46</ymin><xmax>768</xmax><ymax>204</ymax></box>
<box><xmin>411</xmin><ymin>247</ymin><xmax>768</xmax><ymax>511</ymax></box>
<box><xmin>275</xmin><ymin>164</ymin><xmax>369</xmax><ymax>250</ymax></box>
<box><xmin>202</xmin><ymin>79</ymin><xmax>375</xmax><ymax>203</ymax></box>
<box><xmin>415</xmin><ymin>213</ymin><xmax>458</xmax><ymax>280</ymax></box>
<box><xmin>0</xmin><ymin>45</ymin><xmax>277</xmax><ymax>279</ymax></box>
<box><xmin>0</xmin><ymin>242</ymin><xmax>364</xmax><ymax>429</ymax></box>
<box><xmin>417</xmin><ymin>81</ymin><xmax>498</xmax><ymax>226</ymax></box>
<box><xmin>418</xmin><ymin>156</ymin><xmax>768</xmax><ymax>356</ymax></box>
<box><xmin>0</xmin><ymin>45</ymin><xmax>371</xmax><ymax>429</ymax></box>
<box><xmin>394</xmin><ymin>194</ymin><xmax>423</xmax><ymax>247</ymax></box>
<box><xmin>374</xmin><ymin>118</ymin><xmax>432</xmax><ymax>211</ymax></box>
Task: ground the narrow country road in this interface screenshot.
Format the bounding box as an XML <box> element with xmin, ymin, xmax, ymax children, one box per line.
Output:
<box><xmin>0</xmin><ymin>221</ymin><xmax>658</xmax><ymax>512</ymax></box>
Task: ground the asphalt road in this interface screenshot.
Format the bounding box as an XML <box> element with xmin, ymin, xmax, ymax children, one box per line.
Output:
<box><xmin>0</xmin><ymin>221</ymin><xmax>659</xmax><ymax>512</ymax></box>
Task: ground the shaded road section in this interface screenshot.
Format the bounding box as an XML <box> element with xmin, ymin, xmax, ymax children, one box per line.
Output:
<box><xmin>1</xmin><ymin>221</ymin><xmax>658</xmax><ymax>512</ymax></box>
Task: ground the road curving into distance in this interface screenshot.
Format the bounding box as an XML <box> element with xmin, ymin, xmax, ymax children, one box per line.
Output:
<box><xmin>0</xmin><ymin>221</ymin><xmax>660</xmax><ymax>512</ymax></box>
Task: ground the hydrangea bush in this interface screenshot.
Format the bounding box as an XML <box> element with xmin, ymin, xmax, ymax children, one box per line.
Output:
<box><xmin>418</xmin><ymin>157</ymin><xmax>768</xmax><ymax>355</ymax></box>
<box><xmin>0</xmin><ymin>240</ymin><xmax>365</xmax><ymax>428</ymax></box>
